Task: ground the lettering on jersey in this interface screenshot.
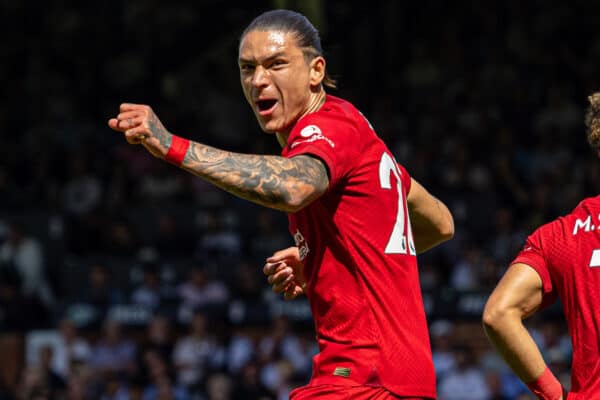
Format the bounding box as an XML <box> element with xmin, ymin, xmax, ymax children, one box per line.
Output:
<box><xmin>291</xmin><ymin>125</ymin><xmax>335</xmax><ymax>149</ymax></box>
<box><xmin>573</xmin><ymin>215</ymin><xmax>594</xmax><ymax>235</ymax></box>
<box><xmin>293</xmin><ymin>229</ymin><xmax>310</xmax><ymax>261</ymax></box>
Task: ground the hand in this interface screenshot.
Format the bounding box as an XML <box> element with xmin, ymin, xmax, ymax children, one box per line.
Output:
<box><xmin>263</xmin><ymin>246</ymin><xmax>306</xmax><ymax>300</ymax></box>
<box><xmin>108</xmin><ymin>103</ymin><xmax>172</xmax><ymax>159</ymax></box>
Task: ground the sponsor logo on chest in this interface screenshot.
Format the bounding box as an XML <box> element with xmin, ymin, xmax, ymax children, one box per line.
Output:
<box><xmin>291</xmin><ymin>124</ymin><xmax>335</xmax><ymax>149</ymax></box>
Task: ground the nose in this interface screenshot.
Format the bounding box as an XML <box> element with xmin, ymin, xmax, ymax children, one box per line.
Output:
<box><xmin>252</xmin><ymin>66</ymin><xmax>270</xmax><ymax>89</ymax></box>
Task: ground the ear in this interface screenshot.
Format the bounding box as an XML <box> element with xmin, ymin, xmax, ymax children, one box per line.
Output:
<box><xmin>309</xmin><ymin>56</ymin><xmax>326</xmax><ymax>88</ymax></box>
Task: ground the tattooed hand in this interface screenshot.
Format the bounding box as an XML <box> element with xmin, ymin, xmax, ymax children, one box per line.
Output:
<box><xmin>108</xmin><ymin>103</ymin><xmax>173</xmax><ymax>159</ymax></box>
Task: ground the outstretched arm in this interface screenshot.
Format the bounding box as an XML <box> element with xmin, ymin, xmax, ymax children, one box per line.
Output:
<box><xmin>108</xmin><ymin>104</ymin><xmax>328</xmax><ymax>212</ymax></box>
<box><xmin>406</xmin><ymin>178</ymin><xmax>454</xmax><ymax>254</ymax></box>
<box><xmin>482</xmin><ymin>263</ymin><xmax>564</xmax><ymax>400</ymax></box>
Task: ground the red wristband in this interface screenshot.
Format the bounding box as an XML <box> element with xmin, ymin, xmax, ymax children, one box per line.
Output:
<box><xmin>165</xmin><ymin>135</ymin><xmax>190</xmax><ymax>166</ymax></box>
<box><xmin>526</xmin><ymin>367</ymin><xmax>563</xmax><ymax>400</ymax></box>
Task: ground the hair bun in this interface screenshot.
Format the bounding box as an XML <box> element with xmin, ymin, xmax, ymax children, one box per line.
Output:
<box><xmin>585</xmin><ymin>92</ymin><xmax>600</xmax><ymax>156</ymax></box>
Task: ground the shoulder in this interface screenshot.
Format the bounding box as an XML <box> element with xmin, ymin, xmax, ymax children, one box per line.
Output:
<box><xmin>295</xmin><ymin>95</ymin><xmax>361</xmax><ymax>131</ymax></box>
<box><xmin>572</xmin><ymin>195</ymin><xmax>600</xmax><ymax>214</ymax></box>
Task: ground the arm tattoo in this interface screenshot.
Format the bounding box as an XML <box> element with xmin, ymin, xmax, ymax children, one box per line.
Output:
<box><xmin>181</xmin><ymin>142</ymin><xmax>329</xmax><ymax>212</ymax></box>
<box><xmin>148</xmin><ymin>114</ymin><xmax>172</xmax><ymax>149</ymax></box>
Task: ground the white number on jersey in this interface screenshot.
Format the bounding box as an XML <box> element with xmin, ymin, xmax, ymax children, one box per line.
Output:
<box><xmin>589</xmin><ymin>249</ymin><xmax>600</xmax><ymax>267</ymax></box>
<box><xmin>378</xmin><ymin>152</ymin><xmax>416</xmax><ymax>255</ymax></box>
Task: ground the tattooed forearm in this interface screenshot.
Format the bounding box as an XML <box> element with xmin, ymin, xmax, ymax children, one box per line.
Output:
<box><xmin>148</xmin><ymin>114</ymin><xmax>172</xmax><ymax>149</ymax></box>
<box><xmin>181</xmin><ymin>142</ymin><xmax>329</xmax><ymax>212</ymax></box>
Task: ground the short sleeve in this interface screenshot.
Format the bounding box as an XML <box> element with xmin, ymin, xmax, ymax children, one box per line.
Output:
<box><xmin>511</xmin><ymin>226</ymin><xmax>557</xmax><ymax>308</ymax></box>
<box><xmin>282</xmin><ymin>113</ymin><xmax>356</xmax><ymax>188</ymax></box>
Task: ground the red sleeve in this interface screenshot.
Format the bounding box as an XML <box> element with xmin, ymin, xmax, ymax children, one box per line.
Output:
<box><xmin>282</xmin><ymin>113</ymin><xmax>357</xmax><ymax>189</ymax></box>
<box><xmin>511</xmin><ymin>226</ymin><xmax>557</xmax><ymax>308</ymax></box>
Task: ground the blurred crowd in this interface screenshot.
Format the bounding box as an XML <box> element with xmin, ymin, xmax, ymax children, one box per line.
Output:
<box><xmin>2</xmin><ymin>0</ymin><xmax>599</xmax><ymax>399</ymax></box>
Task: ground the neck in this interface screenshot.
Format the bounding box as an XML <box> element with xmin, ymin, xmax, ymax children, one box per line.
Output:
<box><xmin>276</xmin><ymin>89</ymin><xmax>326</xmax><ymax>148</ymax></box>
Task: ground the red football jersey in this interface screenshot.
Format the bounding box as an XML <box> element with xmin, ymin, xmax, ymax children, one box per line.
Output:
<box><xmin>512</xmin><ymin>195</ymin><xmax>600</xmax><ymax>399</ymax></box>
<box><xmin>281</xmin><ymin>95</ymin><xmax>435</xmax><ymax>398</ymax></box>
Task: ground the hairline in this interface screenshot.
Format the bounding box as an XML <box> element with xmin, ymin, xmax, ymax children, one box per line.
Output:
<box><xmin>239</xmin><ymin>28</ymin><xmax>325</xmax><ymax>62</ymax></box>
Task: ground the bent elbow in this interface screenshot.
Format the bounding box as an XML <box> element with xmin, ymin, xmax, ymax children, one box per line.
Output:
<box><xmin>482</xmin><ymin>302</ymin><xmax>508</xmax><ymax>334</ymax></box>
<box><xmin>283</xmin><ymin>183</ymin><xmax>326</xmax><ymax>213</ymax></box>
<box><xmin>439</xmin><ymin>216</ymin><xmax>455</xmax><ymax>242</ymax></box>
<box><xmin>283</xmin><ymin>192</ymin><xmax>315</xmax><ymax>213</ymax></box>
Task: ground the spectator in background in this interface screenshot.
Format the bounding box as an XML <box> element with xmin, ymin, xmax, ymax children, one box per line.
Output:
<box><xmin>77</xmin><ymin>263</ymin><xmax>124</xmax><ymax>314</ymax></box>
<box><xmin>97</xmin><ymin>371</ymin><xmax>130</xmax><ymax>400</ymax></box>
<box><xmin>0</xmin><ymin>221</ymin><xmax>54</xmax><ymax>309</ymax></box>
<box><xmin>451</xmin><ymin>246</ymin><xmax>482</xmax><ymax>291</ymax></box>
<box><xmin>226</xmin><ymin>330</ymin><xmax>255</xmax><ymax>375</ymax></box>
<box><xmin>63</xmin><ymin>154</ymin><xmax>103</xmax><ymax>217</ymax></box>
<box><xmin>204</xmin><ymin>373</ymin><xmax>234</xmax><ymax>400</ymax></box>
<box><xmin>195</xmin><ymin>212</ymin><xmax>242</xmax><ymax>258</ymax></box>
<box><xmin>177</xmin><ymin>264</ymin><xmax>229</xmax><ymax>323</ymax></box>
<box><xmin>131</xmin><ymin>262</ymin><xmax>163</xmax><ymax>310</ymax></box>
<box><xmin>90</xmin><ymin>318</ymin><xmax>137</xmax><ymax>378</ymax></box>
<box><xmin>36</xmin><ymin>345</ymin><xmax>67</xmax><ymax>399</ymax></box>
<box><xmin>257</xmin><ymin>316</ymin><xmax>312</xmax><ymax>388</ymax></box>
<box><xmin>140</xmin><ymin>349</ymin><xmax>190</xmax><ymax>400</ymax></box>
<box><xmin>50</xmin><ymin>318</ymin><xmax>92</xmax><ymax>380</ymax></box>
<box><xmin>232</xmin><ymin>361</ymin><xmax>274</xmax><ymax>400</ymax></box>
<box><xmin>172</xmin><ymin>311</ymin><xmax>225</xmax><ymax>393</ymax></box>
<box><xmin>138</xmin><ymin>163</ymin><xmax>186</xmax><ymax>202</ymax></box>
<box><xmin>103</xmin><ymin>218</ymin><xmax>139</xmax><ymax>256</ymax></box>
<box><xmin>139</xmin><ymin>314</ymin><xmax>174</xmax><ymax>367</ymax></box>
<box><xmin>249</xmin><ymin>209</ymin><xmax>291</xmax><ymax>259</ymax></box>
<box><xmin>153</xmin><ymin>212</ymin><xmax>194</xmax><ymax>257</ymax></box>
<box><xmin>429</xmin><ymin>320</ymin><xmax>457</xmax><ymax>382</ymax></box>
<box><xmin>0</xmin><ymin>265</ymin><xmax>48</xmax><ymax>331</ymax></box>
<box><xmin>62</xmin><ymin>153</ymin><xmax>104</xmax><ymax>254</ymax></box>
<box><xmin>438</xmin><ymin>345</ymin><xmax>491</xmax><ymax>400</ymax></box>
<box><xmin>229</xmin><ymin>261</ymin><xmax>264</xmax><ymax>302</ymax></box>
<box><xmin>15</xmin><ymin>366</ymin><xmax>49</xmax><ymax>400</ymax></box>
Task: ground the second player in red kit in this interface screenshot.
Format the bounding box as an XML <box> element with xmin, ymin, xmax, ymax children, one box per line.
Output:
<box><xmin>484</xmin><ymin>93</ymin><xmax>600</xmax><ymax>400</ymax></box>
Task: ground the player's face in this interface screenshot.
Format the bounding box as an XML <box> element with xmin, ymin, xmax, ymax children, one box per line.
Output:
<box><xmin>239</xmin><ymin>30</ymin><xmax>316</xmax><ymax>135</ymax></box>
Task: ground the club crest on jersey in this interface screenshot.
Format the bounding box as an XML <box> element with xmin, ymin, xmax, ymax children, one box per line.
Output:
<box><xmin>291</xmin><ymin>125</ymin><xmax>335</xmax><ymax>149</ymax></box>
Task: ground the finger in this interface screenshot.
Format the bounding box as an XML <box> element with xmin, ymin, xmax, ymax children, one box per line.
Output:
<box><xmin>121</xmin><ymin>116</ymin><xmax>145</xmax><ymax>129</ymax></box>
<box><xmin>267</xmin><ymin>267</ymin><xmax>293</xmax><ymax>285</ymax></box>
<box><xmin>108</xmin><ymin>118</ymin><xmax>121</xmax><ymax>131</ymax></box>
<box><xmin>263</xmin><ymin>261</ymin><xmax>282</xmax><ymax>276</ymax></box>
<box><xmin>272</xmin><ymin>275</ymin><xmax>294</xmax><ymax>294</ymax></box>
<box><xmin>284</xmin><ymin>285</ymin><xmax>303</xmax><ymax>300</ymax></box>
<box><xmin>266</xmin><ymin>246</ymin><xmax>299</xmax><ymax>263</ymax></box>
<box><xmin>108</xmin><ymin>116</ymin><xmax>145</xmax><ymax>132</ymax></box>
<box><xmin>116</xmin><ymin>111</ymin><xmax>143</xmax><ymax>121</ymax></box>
<box><xmin>124</xmin><ymin>126</ymin><xmax>149</xmax><ymax>144</ymax></box>
<box><xmin>119</xmin><ymin>103</ymin><xmax>147</xmax><ymax>112</ymax></box>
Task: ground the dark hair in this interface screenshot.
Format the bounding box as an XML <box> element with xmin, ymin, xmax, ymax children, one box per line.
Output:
<box><xmin>241</xmin><ymin>9</ymin><xmax>337</xmax><ymax>89</ymax></box>
<box><xmin>585</xmin><ymin>92</ymin><xmax>600</xmax><ymax>156</ymax></box>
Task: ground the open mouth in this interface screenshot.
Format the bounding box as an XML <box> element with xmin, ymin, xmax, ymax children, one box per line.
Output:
<box><xmin>256</xmin><ymin>99</ymin><xmax>277</xmax><ymax>115</ymax></box>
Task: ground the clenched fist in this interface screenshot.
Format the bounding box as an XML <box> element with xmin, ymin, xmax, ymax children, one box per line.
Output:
<box><xmin>263</xmin><ymin>246</ymin><xmax>306</xmax><ymax>300</ymax></box>
<box><xmin>108</xmin><ymin>103</ymin><xmax>173</xmax><ymax>159</ymax></box>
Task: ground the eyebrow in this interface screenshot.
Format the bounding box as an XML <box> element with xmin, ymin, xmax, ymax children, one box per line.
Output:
<box><xmin>238</xmin><ymin>51</ymin><xmax>288</xmax><ymax>65</ymax></box>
